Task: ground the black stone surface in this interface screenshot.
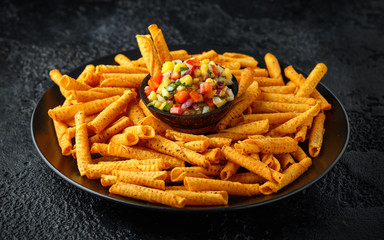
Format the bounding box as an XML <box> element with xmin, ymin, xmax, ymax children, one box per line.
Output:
<box><xmin>1</xmin><ymin>0</ymin><xmax>384</xmax><ymax>239</ymax></box>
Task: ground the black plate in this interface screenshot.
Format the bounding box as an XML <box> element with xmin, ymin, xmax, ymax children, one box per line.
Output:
<box><xmin>31</xmin><ymin>46</ymin><xmax>350</xmax><ymax>211</ymax></box>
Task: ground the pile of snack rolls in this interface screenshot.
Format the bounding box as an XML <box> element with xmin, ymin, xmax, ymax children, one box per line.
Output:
<box><xmin>47</xmin><ymin>24</ymin><xmax>330</xmax><ymax>208</ymax></box>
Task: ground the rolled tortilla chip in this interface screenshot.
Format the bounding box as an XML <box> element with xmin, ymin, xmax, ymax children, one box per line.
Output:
<box><xmin>296</xmin><ymin>63</ymin><xmax>327</xmax><ymax>97</ymax></box>
<box><xmin>220</xmin><ymin>61</ymin><xmax>241</xmax><ymax>70</ymax></box>
<box><xmin>183</xmin><ymin>140</ymin><xmax>209</xmax><ymax>153</ymax></box>
<box><xmin>136</xmin><ymin>34</ymin><xmax>162</xmax><ymax>76</ymax></box>
<box><xmin>220</xmin><ymin>161</ymin><xmax>240</xmax><ymax>180</ymax></box>
<box><xmin>139</xmin><ymin>115</ymin><xmax>172</xmax><ymax>136</ymax></box>
<box><xmin>308</xmin><ymin>111</ymin><xmax>326</xmax><ymax>157</ymax></box>
<box><xmin>184</xmin><ymin>177</ymin><xmax>260</xmax><ymax>196</ymax></box>
<box><xmin>291</xmin><ymin>146</ymin><xmax>308</xmax><ymax>162</ymax></box>
<box><xmin>59</xmin><ymin>75</ymin><xmax>91</xmax><ymax>91</ymax></box>
<box><xmin>148</xmin><ymin>24</ymin><xmax>172</xmax><ymax>64</ymax></box>
<box><xmin>261</xmin><ymin>93</ymin><xmax>317</xmax><ymax>106</ymax></box>
<box><xmin>241</xmin><ymin>112</ymin><xmax>298</xmax><ymax>126</ymax></box>
<box><xmin>223</xmin><ymin>52</ymin><xmax>254</xmax><ymax>59</ymax></box>
<box><xmin>131</xmin><ymin>57</ymin><xmax>147</xmax><ymax>67</ymax></box>
<box><xmin>90</xmin><ymin>87</ymin><xmax>132</xmax><ymax>96</ymax></box>
<box><xmin>113</xmin><ymin>170</ymin><xmax>165</xmax><ymax>190</ymax></box>
<box><xmin>126</xmin><ymin>99</ymin><xmax>146</xmax><ymax>125</ymax></box>
<box><xmin>180</xmin><ymin>147</ymin><xmax>211</xmax><ymax>168</ymax></box>
<box><xmin>165</xmin><ymin>190</ymin><xmax>228</xmax><ymax>206</ymax></box>
<box><xmin>165</xmin><ymin>185</ymin><xmax>187</xmax><ymax>191</ymax></box>
<box><xmin>227</xmin><ymin>172</ymin><xmax>266</xmax><ymax>184</ymax></box>
<box><xmin>100</xmin><ymin>73</ymin><xmax>147</xmax><ymax>88</ymax></box>
<box><xmin>90</xmin><ymin>143</ymin><xmax>110</xmax><ymax>156</ymax></box>
<box><xmin>170</xmin><ymin>50</ymin><xmax>190</xmax><ymax>61</ymax></box>
<box><xmin>271</xmin><ymin>104</ymin><xmax>320</xmax><ymax>134</ymax></box>
<box><xmin>260</xmin><ymin>154</ymin><xmax>281</xmax><ymax>172</ymax></box>
<box><xmin>254</xmin><ymin>77</ymin><xmax>284</xmax><ymax>86</ymax></box>
<box><xmin>207</xmin><ymin>132</ymin><xmax>248</xmax><ymax>141</ymax></box>
<box><xmin>114</xmin><ymin>54</ymin><xmax>131</xmax><ymax>66</ymax></box>
<box><xmin>138</xmin><ymin>99</ymin><xmax>153</xmax><ymax>117</ymax></box>
<box><xmin>253</xmin><ymin>68</ymin><xmax>269</xmax><ymax>77</ymax></box>
<box><xmin>108</xmin><ymin>132</ymin><xmax>139</xmax><ymax>146</ymax></box>
<box><xmin>142</xmin><ymin>135</ymin><xmax>187</xmax><ymax>161</ymax></box>
<box><xmin>85</xmin><ymin>161</ymin><xmax>140</xmax><ymax>179</ymax></box>
<box><xmin>237</xmin><ymin>68</ymin><xmax>254</xmax><ymax>97</ymax></box>
<box><xmin>260</xmin><ymin>85</ymin><xmax>296</xmax><ymax>94</ymax></box>
<box><xmin>215</xmin><ymin>55</ymin><xmax>258</xmax><ymax>68</ymax></box>
<box><xmin>123</xmin><ymin>125</ymin><xmax>155</xmax><ymax>139</ymax></box>
<box><xmin>96</xmin><ymin>65</ymin><xmax>148</xmax><ymax>74</ymax></box>
<box><xmin>89</xmin><ymin>90</ymin><xmax>137</xmax><ymax>133</ymax></box>
<box><xmin>48</xmin><ymin>96</ymin><xmax>119</xmax><ymax>122</ymax></box>
<box><xmin>285</xmin><ymin>65</ymin><xmax>331</xmax><ymax>110</ymax></box>
<box><xmin>67</xmin><ymin>90</ymin><xmax>112</xmax><ymax>102</ymax></box>
<box><xmin>221</xmin><ymin>146</ymin><xmax>283</xmax><ymax>183</ymax></box>
<box><xmin>77</xmin><ymin>65</ymin><xmax>99</xmax><ymax>87</ymax></box>
<box><xmin>91</xmin><ymin>156</ymin><xmax>122</xmax><ymax>164</ymax></box>
<box><xmin>197</xmin><ymin>50</ymin><xmax>218</xmax><ymax>61</ymax></box>
<box><xmin>259</xmin><ymin>157</ymin><xmax>312</xmax><ymax>195</ymax></box>
<box><xmin>221</xmin><ymin>119</ymin><xmax>269</xmax><ymax>135</ymax></box>
<box><xmin>165</xmin><ymin>129</ymin><xmax>208</xmax><ymax>142</ymax></box>
<box><xmin>275</xmin><ymin>153</ymin><xmax>296</xmax><ymax>170</ymax></box>
<box><xmin>74</xmin><ymin>111</ymin><xmax>92</xmax><ymax>176</ymax></box>
<box><xmin>310</xmin><ymin>90</ymin><xmax>332</xmax><ymax>110</ymax></box>
<box><xmin>251</xmin><ymin>101</ymin><xmax>311</xmax><ymax>113</ymax></box>
<box><xmin>52</xmin><ymin>99</ymin><xmax>72</xmax><ymax>155</ymax></box>
<box><xmin>201</xmin><ymin>148</ymin><xmax>223</xmax><ymax>164</ymax></box>
<box><xmin>234</xmin><ymin>139</ymin><xmax>261</xmax><ymax>154</ymax></box>
<box><xmin>85</xmin><ymin>159</ymin><xmax>162</xmax><ymax>179</ymax></box>
<box><xmin>264</xmin><ymin>53</ymin><xmax>284</xmax><ymax>85</ymax></box>
<box><xmin>88</xmin><ymin>116</ymin><xmax>134</xmax><ymax>145</ymax></box>
<box><xmin>64</xmin><ymin>113</ymin><xmax>98</xmax><ymax>128</ymax></box>
<box><xmin>294</xmin><ymin>116</ymin><xmax>314</xmax><ymax>142</ymax></box>
<box><xmin>216</xmin><ymin>81</ymin><xmax>260</xmax><ymax>131</ymax></box>
<box><xmin>100</xmin><ymin>174</ymin><xmax>117</xmax><ymax>187</ymax></box>
<box><xmin>49</xmin><ymin>69</ymin><xmax>71</xmax><ymax>97</ymax></box>
<box><xmin>109</xmin><ymin>182</ymin><xmax>186</xmax><ymax>208</ymax></box>
<box><xmin>170</xmin><ymin>165</ymin><xmax>223</xmax><ymax>182</ymax></box>
<box><xmin>107</xmin><ymin>142</ymin><xmax>184</xmax><ymax>168</ymax></box>
<box><xmin>246</xmin><ymin>137</ymin><xmax>298</xmax><ymax>154</ymax></box>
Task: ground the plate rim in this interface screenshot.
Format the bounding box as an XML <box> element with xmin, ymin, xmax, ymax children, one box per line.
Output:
<box><xmin>30</xmin><ymin>47</ymin><xmax>350</xmax><ymax>212</ymax></box>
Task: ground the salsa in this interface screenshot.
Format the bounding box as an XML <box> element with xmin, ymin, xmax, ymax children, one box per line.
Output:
<box><xmin>144</xmin><ymin>58</ymin><xmax>235</xmax><ymax>115</ymax></box>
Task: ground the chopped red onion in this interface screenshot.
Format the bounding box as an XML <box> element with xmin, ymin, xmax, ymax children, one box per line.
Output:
<box><xmin>181</xmin><ymin>98</ymin><xmax>193</xmax><ymax>109</ymax></box>
<box><xmin>204</xmin><ymin>74</ymin><xmax>210</xmax><ymax>80</ymax></box>
<box><xmin>192</xmin><ymin>103</ymin><xmax>199</xmax><ymax>109</ymax></box>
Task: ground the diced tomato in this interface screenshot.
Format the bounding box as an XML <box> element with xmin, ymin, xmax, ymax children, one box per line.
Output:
<box><xmin>144</xmin><ymin>86</ymin><xmax>154</xmax><ymax>96</ymax></box>
<box><xmin>185</xmin><ymin>59</ymin><xmax>194</xmax><ymax>66</ymax></box>
<box><xmin>152</xmin><ymin>72</ymin><xmax>163</xmax><ymax>85</ymax></box>
<box><xmin>189</xmin><ymin>91</ymin><xmax>201</xmax><ymax>103</ymax></box>
<box><xmin>204</xmin><ymin>98</ymin><xmax>215</xmax><ymax>107</ymax></box>
<box><xmin>185</xmin><ymin>59</ymin><xmax>196</xmax><ymax>72</ymax></box>
<box><xmin>211</xmin><ymin>65</ymin><xmax>220</xmax><ymax>76</ymax></box>
<box><xmin>170</xmin><ymin>107</ymin><xmax>184</xmax><ymax>115</ymax></box>
<box><xmin>148</xmin><ymin>80</ymin><xmax>159</xmax><ymax>91</ymax></box>
<box><xmin>174</xmin><ymin>90</ymin><xmax>190</xmax><ymax>103</ymax></box>
<box><xmin>171</xmin><ymin>71</ymin><xmax>181</xmax><ymax>80</ymax></box>
<box><xmin>191</xmin><ymin>58</ymin><xmax>200</xmax><ymax>66</ymax></box>
<box><xmin>200</xmin><ymin>82</ymin><xmax>213</xmax><ymax>94</ymax></box>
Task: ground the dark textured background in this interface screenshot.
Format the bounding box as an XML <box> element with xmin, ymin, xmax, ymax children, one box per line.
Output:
<box><xmin>1</xmin><ymin>0</ymin><xmax>384</xmax><ymax>239</ymax></box>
